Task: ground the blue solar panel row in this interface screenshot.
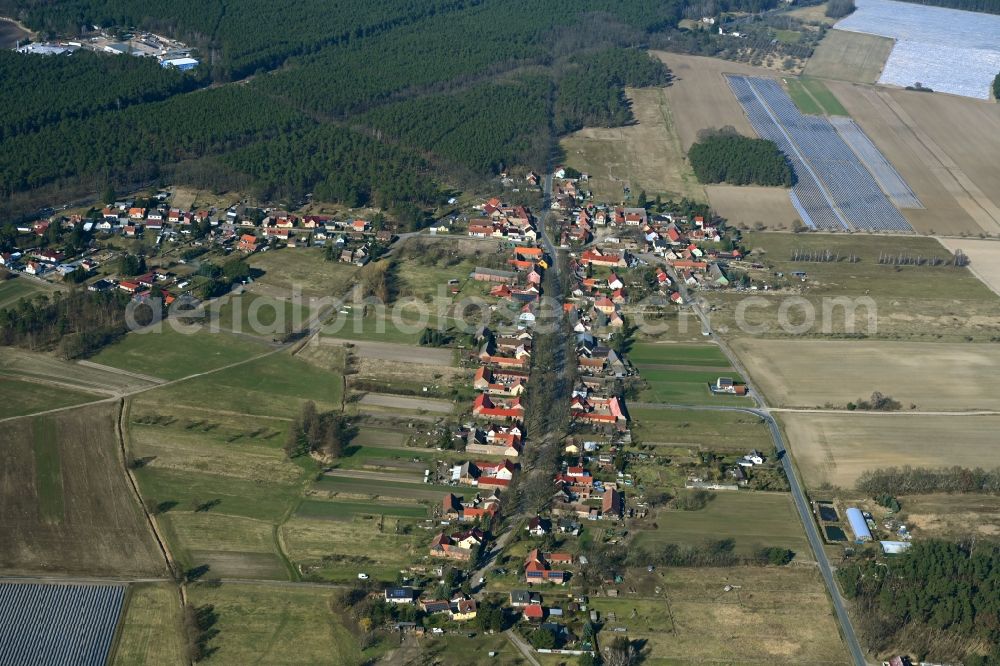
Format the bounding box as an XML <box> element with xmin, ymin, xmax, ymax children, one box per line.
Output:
<box><xmin>726</xmin><ymin>75</ymin><xmax>914</xmax><ymax>232</ymax></box>
<box><xmin>0</xmin><ymin>583</ymin><xmax>126</xmax><ymax>666</ymax></box>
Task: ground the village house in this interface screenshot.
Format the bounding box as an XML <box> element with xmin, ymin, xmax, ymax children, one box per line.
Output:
<box><xmin>524</xmin><ymin>549</ymin><xmax>569</xmax><ymax>584</ymax></box>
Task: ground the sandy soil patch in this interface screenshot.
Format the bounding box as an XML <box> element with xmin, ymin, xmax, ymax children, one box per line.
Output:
<box><xmin>733</xmin><ymin>338</ymin><xmax>1000</xmax><ymax>410</ymax></box>
<box><xmin>781</xmin><ymin>412</ymin><xmax>1000</xmax><ymax>489</ymax></box>
<box><xmin>936</xmin><ymin>237</ymin><xmax>1000</xmax><ymax>297</ymax></box>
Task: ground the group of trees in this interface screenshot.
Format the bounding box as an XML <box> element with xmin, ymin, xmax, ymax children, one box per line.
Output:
<box><xmin>846</xmin><ymin>391</ymin><xmax>901</xmax><ymax>411</ymax></box>
<box><xmin>284</xmin><ymin>400</ymin><xmax>351</xmax><ymax>460</ymax></box>
<box><xmin>838</xmin><ymin>540</ymin><xmax>1000</xmax><ymax>664</ymax></box>
<box><xmin>893</xmin><ymin>0</ymin><xmax>1000</xmax><ymax>14</ymax></box>
<box><xmin>0</xmin><ymin>289</ymin><xmax>145</xmax><ymax>358</ymax></box>
<box><xmin>825</xmin><ymin>0</ymin><xmax>856</xmax><ymax>18</ymax></box>
<box><xmin>993</xmin><ymin>72</ymin><xmax>1000</xmax><ymax>101</ymax></box>
<box><xmin>689</xmin><ymin>128</ymin><xmax>794</xmax><ymax>187</ymax></box>
<box><xmin>856</xmin><ymin>466</ymin><xmax>1000</xmax><ymax>495</ymax></box>
<box><xmin>193</xmin><ymin>257</ymin><xmax>250</xmax><ymax>299</ymax></box>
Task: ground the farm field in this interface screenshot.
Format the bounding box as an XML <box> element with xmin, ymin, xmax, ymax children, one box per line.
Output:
<box><xmin>897</xmin><ymin>494</ymin><xmax>1000</xmax><ymax>540</ymax></box>
<box><xmin>635</xmin><ymin>492</ymin><xmax>812</xmax><ymax>559</ymax></box>
<box><xmin>185</xmin><ymin>583</ymin><xmax>370</xmax><ymax>665</ymax></box>
<box><xmin>937</xmin><ymin>238</ymin><xmax>1000</xmax><ymax>297</ymax></box>
<box><xmin>0</xmin><ymin>405</ymin><xmax>165</xmax><ymax>576</ymax></box>
<box><xmin>799</xmin><ymin>77</ymin><xmax>848</xmax><ymax>116</ymax></box>
<box><xmin>159</xmin><ymin>511</ymin><xmax>291</xmax><ymax>580</ymax></box>
<box><xmin>212</xmin><ymin>292</ymin><xmax>311</xmax><ymax>338</ymax></box>
<box><xmin>561</xmin><ymin>87</ymin><xmax>705</xmax><ymax>203</ymax></box>
<box><xmin>296</xmin><ymin>498</ymin><xmax>427</xmax><ymax>520</ymax></box>
<box><xmin>314</xmin><ymin>474</ymin><xmax>461</xmax><ymax>500</ymax></box>
<box><xmin>281</xmin><ymin>516</ymin><xmax>426</xmax><ymax>582</ymax></box>
<box><xmin>320</xmin><ymin>310</ymin><xmax>429</xmax><ymax>345</ymax></box>
<box><xmin>0</xmin><ymin>582</ymin><xmax>126</xmax><ymax>666</ymax></box>
<box><xmin>785</xmin><ymin>78</ymin><xmax>823</xmax><ymax>115</ymax></box>
<box><xmin>0</xmin><ymin>347</ymin><xmax>160</xmax><ymax>394</ymax></box>
<box><xmin>90</xmin><ymin>326</ymin><xmax>268</xmax><ymax>381</ymax></box>
<box><xmin>731</xmin><ymin>338</ymin><xmax>1000</xmax><ymax>411</ymax></box>
<box><xmin>709</xmin><ymin>232</ymin><xmax>1000</xmax><ymax>341</ymax></box>
<box><xmin>628</xmin><ymin>406</ymin><xmax>772</xmax><ymax>451</ymax></box>
<box><xmin>112</xmin><ymin>584</ymin><xmax>186</xmax><ymax>666</ymax></box>
<box><xmin>627</xmin><ymin>342</ymin><xmax>730</xmax><ymax>368</ymax></box>
<box><xmin>827</xmin><ymin>81</ymin><xmax>1000</xmax><ymax>236</ymax></box>
<box><xmin>803</xmin><ymin>29</ymin><xmax>892</xmax><ymax>83</ymax></box>
<box><xmin>142</xmin><ymin>350</ymin><xmax>343</xmax><ymax>416</ymax></box>
<box><xmin>630</xmin><ymin>342</ymin><xmax>751</xmax><ymax>406</ymax></box>
<box><xmin>704</xmin><ymin>184</ymin><xmax>798</xmax><ymax>230</ymax></box>
<box><xmin>780</xmin><ymin>412</ymin><xmax>1000</xmax><ymax>489</ymax></box>
<box><xmin>0</xmin><ymin>376</ymin><xmax>101</xmax><ymax>419</ymax></box>
<box><xmin>640</xmin><ymin>566</ymin><xmax>850</xmax><ymax>664</ymax></box>
<box><xmin>247</xmin><ymin>247</ymin><xmax>359</xmax><ymax>299</ymax></box>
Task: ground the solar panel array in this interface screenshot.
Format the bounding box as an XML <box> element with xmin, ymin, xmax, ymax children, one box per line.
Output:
<box><xmin>0</xmin><ymin>583</ymin><xmax>126</xmax><ymax>666</ymax></box>
<box><xmin>726</xmin><ymin>75</ymin><xmax>914</xmax><ymax>232</ymax></box>
<box><xmin>829</xmin><ymin>116</ymin><xmax>923</xmax><ymax>209</ymax></box>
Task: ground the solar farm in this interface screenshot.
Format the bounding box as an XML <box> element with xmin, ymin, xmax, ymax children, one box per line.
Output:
<box><xmin>726</xmin><ymin>74</ymin><xmax>914</xmax><ymax>232</ymax></box>
<box><xmin>0</xmin><ymin>583</ymin><xmax>126</xmax><ymax>666</ymax></box>
<box><xmin>835</xmin><ymin>0</ymin><xmax>1000</xmax><ymax>99</ymax></box>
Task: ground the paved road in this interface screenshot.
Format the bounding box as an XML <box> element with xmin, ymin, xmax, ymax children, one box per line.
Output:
<box><xmin>635</xmin><ymin>252</ymin><xmax>869</xmax><ymax>665</ymax></box>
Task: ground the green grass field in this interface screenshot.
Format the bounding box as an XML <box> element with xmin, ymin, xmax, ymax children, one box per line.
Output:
<box><xmin>296</xmin><ymin>498</ymin><xmax>428</xmax><ymax>520</ymax></box>
<box><xmin>801</xmin><ymin>77</ymin><xmax>848</xmax><ymax>116</ymax></box>
<box><xmin>135</xmin><ymin>468</ymin><xmax>302</xmax><ymax>522</ymax></box>
<box><xmin>786</xmin><ymin>78</ymin><xmax>823</xmax><ymax>115</ymax></box>
<box><xmin>248</xmin><ymin>247</ymin><xmax>359</xmax><ymax>298</ymax></box>
<box><xmin>638</xmin><ymin>368</ymin><xmax>751</xmax><ymax>406</ymax></box>
<box><xmin>314</xmin><ymin>475</ymin><xmax>463</xmax><ymax>500</ymax></box>
<box><xmin>146</xmin><ymin>351</ymin><xmax>343</xmax><ymax>415</ymax></box>
<box><xmin>112</xmin><ymin>584</ymin><xmax>186</xmax><ymax>666</ymax></box>
<box><xmin>634</xmin><ymin>492</ymin><xmax>811</xmax><ymax>559</ymax></box>
<box><xmin>627</xmin><ymin>343</ymin><xmax>730</xmax><ymax>367</ymax></box>
<box><xmin>159</xmin><ymin>511</ymin><xmax>291</xmax><ymax>580</ymax></box>
<box><xmin>91</xmin><ymin>326</ymin><xmax>267</xmax><ymax>380</ymax></box>
<box><xmin>0</xmin><ymin>377</ymin><xmax>100</xmax><ymax>418</ymax></box>
<box><xmin>628</xmin><ymin>407</ymin><xmax>772</xmax><ymax>451</ymax></box>
<box><xmin>213</xmin><ymin>292</ymin><xmax>311</xmax><ymax>338</ymax></box>
<box><xmin>320</xmin><ymin>310</ymin><xmax>434</xmax><ymax>345</ymax></box>
<box><xmin>185</xmin><ymin>583</ymin><xmax>372</xmax><ymax>665</ymax></box>
<box><xmin>31</xmin><ymin>416</ymin><xmax>64</xmax><ymax>522</ymax></box>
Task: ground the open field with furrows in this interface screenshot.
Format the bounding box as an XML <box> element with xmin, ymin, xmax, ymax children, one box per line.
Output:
<box><xmin>780</xmin><ymin>412</ymin><xmax>1000</xmax><ymax>489</ymax></box>
<box><xmin>281</xmin><ymin>516</ymin><xmax>427</xmax><ymax>583</ymax></box>
<box><xmin>0</xmin><ymin>376</ymin><xmax>102</xmax><ymax>419</ymax></box>
<box><xmin>159</xmin><ymin>512</ymin><xmax>291</xmax><ymax>580</ymax></box>
<box><xmin>561</xmin><ymin>87</ymin><xmax>705</xmax><ymax>202</ymax></box>
<box><xmin>0</xmin><ymin>275</ymin><xmax>56</xmax><ymax>308</ymax></box>
<box><xmin>0</xmin><ymin>405</ymin><xmax>165</xmax><ymax>576</ymax></box>
<box><xmin>896</xmin><ymin>494</ymin><xmax>1000</xmax><ymax>540</ymax></box>
<box><xmin>142</xmin><ymin>350</ymin><xmax>343</xmax><ymax>416</ymax></box>
<box><xmin>937</xmin><ymin>238</ymin><xmax>1000</xmax><ymax>297</ymax></box>
<box><xmin>826</xmin><ymin>81</ymin><xmax>1000</xmax><ymax>236</ymax></box>
<box><xmin>355</xmin><ymin>392</ymin><xmax>454</xmax><ymax>414</ymax></box>
<box><xmin>636</xmin><ymin>566</ymin><xmax>850</xmax><ymax>664</ymax></box>
<box><xmin>705</xmin><ymin>184</ymin><xmax>798</xmax><ymax>229</ymax></box>
<box><xmin>247</xmin><ymin>247</ymin><xmax>360</xmax><ymax>299</ymax></box>
<box><xmin>628</xmin><ymin>407</ymin><xmax>772</xmax><ymax>451</ymax></box>
<box><xmin>342</xmin><ymin>338</ymin><xmax>456</xmax><ymax>366</ymax></box>
<box><xmin>185</xmin><ymin>583</ymin><xmax>371</xmax><ymax>665</ymax></box>
<box><xmin>803</xmin><ymin>29</ymin><xmax>893</xmax><ymax>84</ymax></box>
<box><xmin>633</xmin><ymin>492</ymin><xmax>813</xmax><ymax>560</ymax></box>
<box><xmin>296</xmin><ymin>498</ymin><xmax>427</xmax><ymax>520</ymax></box>
<box><xmin>314</xmin><ymin>474</ymin><xmax>465</xmax><ymax>502</ymax></box>
<box><xmin>732</xmin><ymin>338</ymin><xmax>1000</xmax><ymax>410</ymax></box>
<box><xmin>0</xmin><ymin>347</ymin><xmax>160</xmax><ymax>394</ymax></box>
<box><xmin>709</xmin><ymin>232</ymin><xmax>1000</xmax><ymax>341</ymax></box>
<box><xmin>90</xmin><ymin>326</ymin><xmax>268</xmax><ymax>381</ymax></box>
<box><xmin>112</xmin><ymin>584</ymin><xmax>186</xmax><ymax>666</ymax></box>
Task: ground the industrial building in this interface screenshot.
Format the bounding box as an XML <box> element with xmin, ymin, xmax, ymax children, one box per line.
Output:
<box><xmin>846</xmin><ymin>508</ymin><xmax>873</xmax><ymax>543</ymax></box>
<box><xmin>161</xmin><ymin>57</ymin><xmax>199</xmax><ymax>71</ymax></box>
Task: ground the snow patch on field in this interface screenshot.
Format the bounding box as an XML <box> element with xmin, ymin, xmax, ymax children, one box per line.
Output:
<box><xmin>835</xmin><ymin>0</ymin><xmax>1000</xmax><ymax>99</ymax></box>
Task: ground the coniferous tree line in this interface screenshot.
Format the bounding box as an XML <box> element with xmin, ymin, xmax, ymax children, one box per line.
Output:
<box><xmin>688</xmin><ymin>128</ymin><xmax>794</xmax><ymax>186</ymax></box>
<box><xmin>825</xmin><ymin>0</ymin><xmax>856</xmax><ymax>18</ymax></box>
<box><xmin>993</xmin><ymin>72</ymin><xmax>1000</xmax><ymax>101</ymax></box>
<box><xmin>891</xmin><ymin>0</ymin><xmax>1000</xmax><ymax>14</ymax></box>
<box><xmin>838</xmin><ymin>540</ymin><xmax>1000</xmax><ymax>665</ymax></box>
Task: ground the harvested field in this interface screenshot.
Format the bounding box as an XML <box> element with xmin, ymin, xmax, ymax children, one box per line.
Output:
<box><xmin>353</xmin><ymin>357</ymin><xmax>466</xmax><ymax>388</ymax></box>
<box><xmin>652</xmin><ymin>53</ymin><xmax>771</xmax><ymax>150</ymax></box>
<box><xmin>628</xmin><ymin>407</ymin><xmax>772</xmax><ymax>451</ymax></box>
<box><xmin>0</xmin><ymin>348</ymin><xmax>159</xmax><ymax>394</ymax></box>
<box><xmin>803</xmin><ymin>29</ymin><xmax>892</xmax><ymax>83</ymax></box>
<box><xmin>112</xmin><ymin>584</ymin><xmax>185</xmax><ymax>666</ymax></box>
<box><xmin>827</xmin><ymin>81</ymin><xmax>1000</xmax><ymax>235</ymax></box>
<box><xmin>634</xmin><ymin>492</ymin><xmax>812</xmax><ymax>559</ymax></box>
<box><xmin>780</xmin><ymin>412</ymin><xmax>1000</xmax><ymax>489</ymax></box>
<box><xmin>732</xmin><ymin>338</ymin><xmax>1000</xmax><ymax>410</ymax></box>
<box><xmin>898</xmin><ymin>494</ymin><xmax>1000</xmax><ymax>539</ymax></box>
<box><xmin>783</xmin><ymin>2</ymin><xmax>837</xmax><ymax>24</ymax></box>
<box><xmin>705</xmin><ymin>184</ymin><xmax>799</xmax><ymax>230</ymax></box>
<box><xmin>647</xmin><ymin>566</ymin><xmax>850</xmax><ymax>664</ymax></box>
<box><xmin>0</xmin><ymin>376</ymin><xmax>101</xmax><ymax>419</ymax></box>
<box><xmin>0</xmin><ymin>405</ymin><xmax>164</xmax><ymax>576</ymax></box>
<box><xmin>561</xmin><ymin>87</ymin><xmax>705</xmax><ymax>202</ymax></box>
<box><xmin>159</xmin><ymin>512</ymin><xmax>289</xmax><ymax>580</ymax></box>
<box><xmin>340</xmin><ymin>338</ymin><xmax>454</xmax><ymax>366</ymax></box>
<box><xmin>356</xmin><ymin>392</ymin><xmax>454</xmax><ymax>414</ymax></box>
<box><xmin>185</xmin><ymin>583</ymin><xmax>366</xmax><ymax>665</ymax></box>
<box><xmin>937</xmin><ymin>238</ymin><xmax>1000</xmax><ymax>297</ymax></box>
